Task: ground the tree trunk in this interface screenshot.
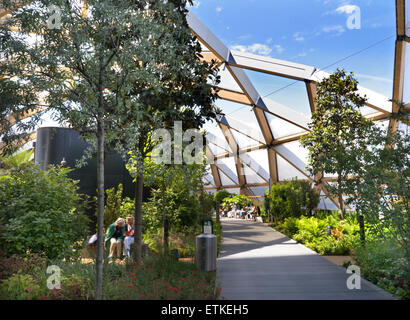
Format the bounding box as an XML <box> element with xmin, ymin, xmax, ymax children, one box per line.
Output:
<box><xmin>215</xmin><ymin>201</ymin><xmax>220</xmax><ymax>225</ymax></box>
<box><xmin>95</xmin><ymin>120</ymin><xmax>105</xmax><ymax>300</ymax></box>
<box><xmin>133</xmin><ymin>161</ymin><xmax>144</xmax><ymax>265</ymax></box>
<box><xmin>162</xmin><ymin>175</ymin><xmax>168</xmax><ymax>255</ymax></box>
<box><xmin>337</xmin><ymin>173</ymin><xmax>344</xmax><ymax>220</ymax></box>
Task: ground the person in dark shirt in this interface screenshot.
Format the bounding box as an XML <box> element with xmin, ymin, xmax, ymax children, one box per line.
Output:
<box><xmin>105</xmin><ymin>218</ymin><xmax>125</xmax><ymax>259</ymax></box>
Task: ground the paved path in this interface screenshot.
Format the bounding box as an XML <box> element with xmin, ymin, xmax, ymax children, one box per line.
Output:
<box><xmin>216</xmin><ymin>218</ymin><xmax>395</xmax><ymax>300</ymax></box>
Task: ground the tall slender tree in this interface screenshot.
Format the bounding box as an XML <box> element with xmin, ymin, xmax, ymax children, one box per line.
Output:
<box><xmin>300</xmin><ymin>69</ymin><xmax>373</xmax><ymax>219</ymax></box>
<box><xmin>109</xmin><ymin>0</ymin><xmax>220</xmax><ymax>263</ymax></box>
<box><xmin>2</xmin><ymin>0</ymin><xmax>218</xmax><ymax>298</ymax></box>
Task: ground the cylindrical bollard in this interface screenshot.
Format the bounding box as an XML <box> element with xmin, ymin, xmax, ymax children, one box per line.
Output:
<box><xmin>359</xmin><ymin>215</ymin><xmax>365</xmax><ymax>246</ymax></box>
<box><xmin>195</xmin><ymin>234</ymin><xmax>217</xmax><ymax>272</ymax></box>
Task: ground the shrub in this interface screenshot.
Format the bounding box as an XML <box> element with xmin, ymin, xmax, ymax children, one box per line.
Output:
<box><xmin>0</xmin><ymin>273</ymin><xmax>41</xmax><ymax>300</ymax></box>
<box><xmin>275</xmin><ymin>217</ymin><xmax>299</xmax><ymax>237</ymax></box>
<box><xmin>265</xmin><ymin>179</ymin><xmax>320</xmax><ymax>222</ymax></box>
<box><xmin>352</xmin><ymin>240</ymin><xmax>409</xmax><ymax>299</ymax></box>
<box><xmin>59</xmin><ymin>273</ymin><xmax>91</xmax><ymax>300</ymax></box>
<box><xmin>0</xmin><ymin>164</ymin><xmax>89</xmax><ymax>259</ymax></box>
<box><xmin>0</xmin><ymin>253</ymin><xmax>47</xmax><ymax>280</ymax></box>
<box><xmin>221</xmin><ymin>194</ymin><xmax>251</xmax><ymax>209</ymax></box>
<box><xmin>274</xmin><ymin>214</ymin><xmax>360</xmax><ymax>255</ymax></box>
<box><xmin>213</xmin><ymin>190</ymin><xmax>232</xmax><ymax>204</ymax></box>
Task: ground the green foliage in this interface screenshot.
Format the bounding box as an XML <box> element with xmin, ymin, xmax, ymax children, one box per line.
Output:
<box><xmin>59</xmin><ymin>273</ymin><xmax>92</xmax><ymax>300</ymax></box>
<box><xmin>221</xmin><ymin>194</ymin><xmax>251</xmax><ymax>208</ymax></box>
<box><xmin>0</xmin><ymin>253</ymin><xmax>220</xmax><ymax>300</ymax></box>
<box><xmin>0</xmin><ymin>253</ymin><xmax>47</xmax><ymax>280</ymax></box>
<box><xmin>344</xmin><ymin>101</ymin><xmax>409</xmax><ymax>254</ymax></box>
<box><xmin>274</xmin><ymin>213</ymin><xmax>360</xmax><ymax>255</ymax></box>
<box><xmin>0</xmin><ymin>75</ymin><xmax>41</xmax><ymax>156</ymax></box>
<box><xmin>94</xmin><ymin>183</ymin><xmax>133</xmax><ymax>231</ymax></box>
<box><xmin>0</xmin><ymin>164</ymin><xmax>89</xmax><ymax>259</ymax></box>
<box><xmin>352</xmin><ymin>240</ymin><xmax>410</xmax><ymax>299</ymax></box>
<box><xmin>300</xmin><ymin>69</ymin><xmax>373</xmax><ymax>214</ymax></box>
<box><xmin>264</xmin><ymin>179</ymin><xmax>320</xmax><ymax>222</ymax></box>
<box><xmin>0</xmin><ymin>273</ymin><xmax>41</xmax><ymax>300</ymax></box>
<box><xmin>0</xmin><ymin>149</ymin><xmax>34</xmax><ymax>182</ymax></box>
<box><xmin>213</xmin><ymin>190</ymin><xmax>232</xmax><ymax>204</ymax></box>
<box><xmin>137</xmin><ymin>158</ymin><xmax>213</xmax><ymax>237</ymax></box>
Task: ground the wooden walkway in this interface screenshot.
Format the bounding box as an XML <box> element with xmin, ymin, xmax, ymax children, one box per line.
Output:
<box><xmin>216</xmin><ymin>218</ymin><xmax>395</xmax><ymax>300</ymax></box>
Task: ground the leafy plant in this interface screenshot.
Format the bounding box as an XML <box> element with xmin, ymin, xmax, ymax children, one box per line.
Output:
<box><xmin>213</xmin><ymin>190</ymin><xmax>232</xmax><ymax>204</ymax></box>
<box><xmin>221</xmin><ymin>194</ymin><xmax>251</xmax><ymax>208</ymax></box>
<box><xmin>344</xmin><ymin>101</ymin><xmax>409</xmax><ymax>256</ymax></box>
<box><xmin>300</xmin><ymin>69</ymin><xmax>373</xmax><ymax>219</ymax></box>
<box><xmin>0</xmin><ymin>164</ymin><xmax>89</xmax><ymax>259</ymax></box>
<box><xmin>0</xmin><ymin>273</ymin><xmax>41</xmax><ymax>300</ymax></box>
<box><xmin>352</xmin><ymin>240</ymin><xmax>409</xmax><ymax>299</ymax></box>
<box><xmin>265</xmin><ymin>179</ymin><xmax>320</xmax><ymax>222</ymax></box>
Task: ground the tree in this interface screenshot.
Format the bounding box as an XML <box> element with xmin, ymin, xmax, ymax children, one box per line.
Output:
<box><xmin>109</xmin><ymin>0</ymin><xmax>219</xmax><ymax>264</ymax></box>
<box><xmin>300</xmin><ymin>69</ymin><xmax>373</xmax><ymax>219</ymax></box>
<box><xmin>213</xmin><ymin>189</ymin><xmax>232</xmax><ymax>224</ymax></box>
<box><xmin>0</xmin><ymin>164</ymin><xmax>89</xmax><ymax>259</ymax></box>
<box><xmin>129</xmin><ymin>146</ymin><xmax>210</xmax><ymax>255</ymax></box>
<box><xmin>0</xmin><ymin>148</ymin><xmax>33</xmax><ymax>182</ymax></box>
<box><xmin>1</xmin><ymin>0</ymin><xmax>187</xmax><ymax>299</ymax></box>
<box><xmin>345</xmin><ymin>101</ymin><xmax>409</xmax><ymax>255</ymax></box>
<box><xmin>214</xmin><ymin>189</ymin><xmax>232</xmax><ymax>204</ymax></box>
<box><xmin>0</xmin><ymin>73</ymin><xmax>43</xmax><ymax>156</ymax></box>
<box><xmin>264</xmin><ymin>179</ymin><xmax>320</xmax><ymax>223</ymax></box>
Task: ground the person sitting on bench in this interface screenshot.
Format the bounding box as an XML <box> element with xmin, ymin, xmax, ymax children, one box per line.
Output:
<box><xmin>105</xmin><ymin>218</ymin><xmax>125</xmax><ymax>260</ymax></box>
<box><xmin>123</xmin><ymin>215</ymin><xmax>135</xmax><ymax>258</ymax></box>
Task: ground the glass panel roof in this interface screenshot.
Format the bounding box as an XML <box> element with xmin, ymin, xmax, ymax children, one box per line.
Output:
<box><xmin>218</xmin><ymin>169</ymin><xmax>236</xmax><ymax>186</ymax></box>
<box><xmin>224</xmin><ymin>115</ymin><xmax>265</xmax><ymax>144</ymax></box>
<box><xmin>404</xmin><ymin>42</ymin><xmax>410</xmax><ymax>104</ymax></box>
<box><xmin>245</xmin><ymin>149</ymin><xmax>270</xmax><ymax>177</ymax></box>
<box><xmin>243</xmin><ymin>69</ymin><xmax>312</xmax><ymax>118</ymax></box>
<box><xmin>230</xmin><ymin>129</ymin><xmax>261</xmax><ymax>149</ymax></box>
<box><xmin>250</xmin><ymin>186</ymin><xmax>268</xmax><ymax>197</ymax></box>
<box><xmin>276</xmin><ymin>154</ymin><xmax>307</xmax><ymax>181</ymax></box>
<box><xmin>317</xmin><ymin>197</ymin><xmax>338</xmax><ymax>210</ymax></box>
<box><xmin>216</xmin><ymin>157</ymin><xmax>239</xmax><ymax>184</ymax></box>
<box><xmin>281</xmin><ymin>141</ymin><xmax>309</xmax><ymax>167</ymax></box>
<box><xmin>213</xmin><ymin>66</ymin><xmax>243</xmax><ymax>93</ymax></box>
<box><xmin>207</xmin><ymin>144</ymin><xmax>227</xmax><ymax>156</ymax></box>
<box><xmin>265</xmin><ymin>113</ymin><xmax>307</xmax><ymax>139</ymax></box>
<box><xmin>242</xmin><ymin>164</ymin><xmax>266</xmax><ymax>184</ymax></box>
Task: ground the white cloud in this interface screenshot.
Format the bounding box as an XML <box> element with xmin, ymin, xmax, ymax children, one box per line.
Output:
<box><xmin>230</xmin><ymin>43</ymin><xmax>274</xmax><ymax>56</ymax></box>
<box><xmin>293</xmin><ymin>32</ymin><xmax>305</xmax><ymax>42</ymax></box>
<box><xmin>335</xmin><ymin>4</ymin><xmax>359</xmax><ymax>15</ymax></box>
<box><xmin>355</xmin><ymin>73</ymin><xmax>393</xmax><ymax>83</ymax></box>
<box><xmin>273</xmin><ymin>44</ymin><xmax>284</xmax><ymax>54</ymax></box>
<box><xmin>321</xmin><ymin>25</ymin><xmax>345</xmax><ymax>36</ymax></box>
<box><xmin>216</xmin><ymin>6</ymin><xmax>223</xmax><ymax>13</ymax></box>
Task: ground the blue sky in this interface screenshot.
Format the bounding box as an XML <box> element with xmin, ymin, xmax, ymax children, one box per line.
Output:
<box><xmin>189</xmin><ymin>0</ymin><xmax>399</xmax><ymax>119</ymax></box>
